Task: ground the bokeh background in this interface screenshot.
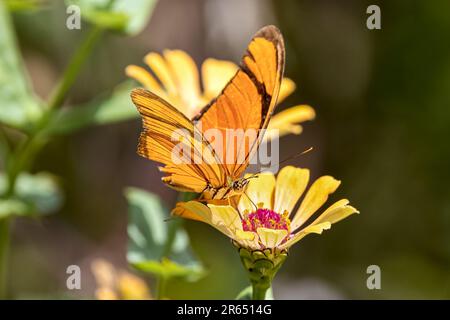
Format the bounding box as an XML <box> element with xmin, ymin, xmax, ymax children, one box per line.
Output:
<box><xmin>5</xmin><ymin>0</ymin><xmax>450</xmax><ymax>299</ymax></box>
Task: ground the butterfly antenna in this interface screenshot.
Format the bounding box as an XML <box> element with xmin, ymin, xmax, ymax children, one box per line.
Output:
<box><xmin>252</xmin><ymin>146</ymin><xmax>313</xmax><ymax>175</ymax></box>
<box><xmin>244</xmin><ymin>174</ymin><xmax>260</xmax><ymax>180</ymax></box>
<box><xmin>280</xmin><ymin>146</ymin><xmax>313</xmax><ymax>165</ymax></box>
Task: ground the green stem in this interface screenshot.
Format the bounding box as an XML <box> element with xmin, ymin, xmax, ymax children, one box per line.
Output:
<box><xmin>162</xmin><ymin>217</ymin><xmax>181</xmax><ymax>258</ymax></box>
<box><xmin>5</xmin><ymin>25</ymin><xmax>103</xmax><ymax>197</ymax></box>
<box><xmin>0</xmin><ymin>218</ymin><xmax>11</xmax><ymax>299</ymax></box>
<box><xmin>5</xmin><ymin>133</ymin><xmax>46</xmax><ymax>197</ymax></box>
<box><xmin>0</xmin><ymin>126</ymin><xmax>11</xmax><ymax>159</ymax></box>
<box><xmin>47</xmin><ymin>26</ymin><xmax>103</xmax><ymax>111</ymax></box>
<box><xmin>238</xmin><ymin>247</ymin><xmax>287</xmax><ymax>300</ymax></box>
<box><xmin>0</xmin><ymin>25</ymin><xmax>103</xmax><ymax>300</ymax></box>
<box><xmin>252</xmin><ymin>283</ymin><xmax>271</xmax><ymax>300</ymax></box>
<box><xmin>154</xmin><ymin>192</ymin><xmax>194</xmax><ymax>299</ymax></box>
<box><xmin>164</xmin><ymin>192</ymin><xmax>196</xmax><ymax>254</ymax></box>
<box><xmin>156</xmin><ymin>275</ymin><xmax>167</xmax><ymax>300</ymax></box>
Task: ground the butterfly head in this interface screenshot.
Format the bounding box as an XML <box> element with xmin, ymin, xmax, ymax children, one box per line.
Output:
<box><xmin>229</xmin><ymin>175</ymin><xmax>259</xmax><ymax>195</ymax></box>
<box><xmin>231</xmin><ymin>179</ymin><xmax>249</xmax><ymax>194</ymax></box>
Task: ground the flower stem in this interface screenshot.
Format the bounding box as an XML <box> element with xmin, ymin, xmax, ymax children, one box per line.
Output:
<box><xmin>238</xmin><ymin>247</ymin><xmax>287</xmax><ymax>300</ymax></box>
<box><xmin>0</xmin><ymin>218</ymin><xmax>11</xmax><ymax>299</ymax></box>
<box><xmin>5</xmin><ymin>132</ymin><xmax>46</xmax><ymax>197</ymax></box>
<box><xmin>156</xmin><ymin>275</ymin><xmax>167</xmax><ymax>300</ymax></box>
<box><xmin>252</xmin><ymin>283</ymin><xmax>271</xmax><ymax>300</ymax></box>
<box><xmin>162</xmin><ymin>217</ymin><xmax>181</xmax><ymax>258</ymax></box>
<box><xmin>47</xmin><ymin>25</ymin><xmax>103</xmax><ymax>111</ymax></box>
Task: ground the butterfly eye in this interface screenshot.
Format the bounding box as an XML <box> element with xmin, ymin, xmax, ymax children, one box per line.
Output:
<box><xmin>233</xmin><ymin>179</ymin><xmax>250</xmax><ymax>192</ymax></box>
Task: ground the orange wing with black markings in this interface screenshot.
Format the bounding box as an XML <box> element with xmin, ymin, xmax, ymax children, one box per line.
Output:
<box><xmin>131</xmin><ymin>25</ymin><xmax>285</xmax><ymax>199</ymax></box>
<box><xmin>131</xmin><ymin>88</ymin><xmax>225</xmax><ymax>193</ymax></box>
<box><xmin>193</xmin><ymin>25</ymin><xmax>285</xmax><ymax>179</ymax></box>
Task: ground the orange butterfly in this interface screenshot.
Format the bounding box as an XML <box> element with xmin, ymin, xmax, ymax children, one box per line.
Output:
<box><xmin>131</xmin><ymin>25</ymin><xmax>285</xmax><ymax>200</ymax></box>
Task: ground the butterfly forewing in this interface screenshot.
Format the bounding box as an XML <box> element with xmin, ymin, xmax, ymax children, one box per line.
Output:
<box><xmin>131</xmin><ymin>88</ymin><xmax>225</xmax><ymax>193</ymax></box>
<box><xmin>132</xmin><ymin>25</ymin><xmax>285</xmax><ymax>200</ymax></box>
<box><xmin>193</xmin><ymin>25</ymin><xmax>285</xmax><ymax>179</ymax></box>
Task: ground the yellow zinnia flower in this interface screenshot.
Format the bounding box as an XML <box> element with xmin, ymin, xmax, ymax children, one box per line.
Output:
<box><xmin>174</xmin><ymin>165</ymin><xmax>358</xmax><ymax>251</ymax></box>
<box><xmin>173</xmin><ymin>166</ymin><xmax>358</xmax><ymax>299</ymax></box>
<box><xmin>125</xmin><ymin>50</ymin><xmax>315</xmax><ymax>139</ymax></box>
<box><xmin>91</xmin><ymin>259</ymin><xmax>151</xmax><ymax>300</ymax></box>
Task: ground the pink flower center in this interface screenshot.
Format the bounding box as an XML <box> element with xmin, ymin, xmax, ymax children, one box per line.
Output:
<box><xmin>242</xmin><ymin>208</ymin><xmax>290</xmax><ymax>233</ymax></box>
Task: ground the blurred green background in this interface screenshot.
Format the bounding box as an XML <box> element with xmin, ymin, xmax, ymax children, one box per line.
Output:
<box><xmin>2</xmin><ymin>0</ymin><xmax>449</xmax><ymax>299</ymax></box>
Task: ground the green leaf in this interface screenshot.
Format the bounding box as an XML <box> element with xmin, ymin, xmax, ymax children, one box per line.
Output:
<box><xmin>0</xmin><ymin>172</ymin><xmax>63</xmax><ymax>218</ymax></box>
<box><xmin>0</xmin><ymin>1</ymin><xmax>42</xmax><ymax>129</ymax></box>
<box><xmin>235</xmin><ymin>286</ymin><xmax>253</xmax><ymax>300</ymax></box>
<box><xmin>133</xmin><ymin>256</ymin><xmax>204</xmax><ymax>282</ymax></box>
<box><xmin>5</xmin><ymin>0</ymin><xmax>47</xmax><ymax>12</ymax></box>
<box><xmin>0</xmin><ymin>198</ymin><xmax>31</xmax><ymax>219</ymax></box>
<box><xmin>66</xmin><ymin>0</ymin><xmax>158</xmax><ymax>35</ymax></box>
<box><xmin>125</xmin><ymin>187</ymin><xmax>205</xmax><ymax>282</ymax></box>
<box><xmin>235</xmin><ymin>286</ymin><xmax>274</xmax><ymax>300</ymax></box>
<box><xmin>48</xmin><ymin>81</ymin><xmax>138</xmax><ymax>135</ymax></box>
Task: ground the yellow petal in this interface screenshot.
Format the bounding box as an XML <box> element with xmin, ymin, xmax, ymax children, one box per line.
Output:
<box><xmin>144</xmin><ymin>52</ymin><xmax>177</xmax><ymax>95</ymax></box>
<box><xmin>280</xmin><ymin>221</ymin><xmax>331</xmax><ymax>249</ymax></box>
<box><xmin>118</xmin><ymin>272</ymin><xmax>151</xmax><ymax>300</ymax></box>
<box><xmin>172</xmin><ymin>201</ymin><xmax>210</xmax><ymax>223</ymax></box>
<box><xmin>236</xmin><ymin>230</ymin><xmax>260</xmax><ymax>250</ymax></box>
<box><xmin>291</xmin><ymin>176</ymin><xmax>341</xmax><ymax>231</ymax></box>
<box><xmin>238</xmin><ymin>172</ymin><xmax>276</xmax><ymax>213</ymax></box>
<box><xmin>266</xmin><ymin>105</ymin><xmax>316</xmax><ymax>139</ymax></box>
<box><xmin>273</xmin><ymin>166</ymin><xmax>309</xmax><ymax>215</ymax></box>
<box><xmin>163</xmin><ymin>50</ymin><xmax>202</xmax><ymax>117</ymax></box>
<box><xmin>207</xmin><ymin>204</ymin><xmax>243</xmax><ymax>239</ymax></box>
<box><xmin>312</xmin><ymin>199</ymin><xmax>359</xmax><ymax>225</ymax></box>
<box><xmin>175</xmin><ymin>202</ymin><xmax>241</xmax><ymax>240</ymax></box>
<box><xmin>257</xmin><ymin>227</ymin><xmax>288</xmax><ymax>248</ymax></box>
<box><xmin>125</xmin><ymin>65</ymin><xmax>163</xmax><ymax>94</ymax></box>
<box><xmin>318</xmin><ymin>198</ymin><xmax>350</xmax><ymax>213</ymax></box>
<box><xmin>236</xmin><ymin>229</ymin><xmax>255</xmax><ymax>241</ymax></box>
<box><xmin>95</xmin><ymin>287</ymin><xmax>118</xmax><ymax>300</ymax></box>
<box><xmin>201</xmin><ymin>58</ymin><xmax>238</xmax><ymax>100</ymax></box>
<box><xmin>277</xmin><ymin>77</ymin><xmax>296</xmax><ymax>104</ymax></box>
<box><xmin>237</xmin><ymin>192</ymin><xmax>253</xmax><ymax>215</ymax></box>
<box><xmin>208</xmin><ymin>204</ymin><xmax>242</xmax><ymax>230</ymax></box>
<box><xmin>91</xmin><ymin>259</ymin><xmax>116</xmax><ymax>288</ymax></box>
